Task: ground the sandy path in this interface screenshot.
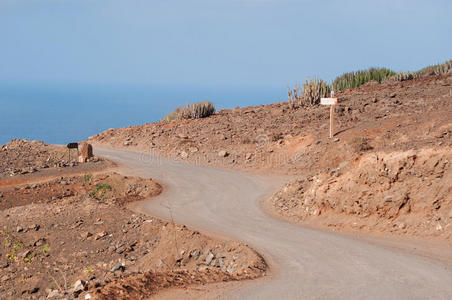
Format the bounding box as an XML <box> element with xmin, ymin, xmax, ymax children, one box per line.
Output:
<box><xmin>96</xmin><ymin>147</ymin><xmax>452</xmax><ymax>299</ymax></box>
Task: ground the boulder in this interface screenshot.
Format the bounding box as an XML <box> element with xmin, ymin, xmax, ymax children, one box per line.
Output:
<box><xmin>79</xmin><ymin>142</ymin><xmax>93</xmax><ymax>160</ymax></box>
<box><xmin>218</xmin><ymin>150</ymin><xmax>228</xmax><ymax>157</ymax></box>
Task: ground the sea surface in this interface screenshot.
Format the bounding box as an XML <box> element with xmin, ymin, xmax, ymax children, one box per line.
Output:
<box><xmin>0</xmin><ymin>83</ymin><xmax>283</xmax><ymax>145</ymax></box>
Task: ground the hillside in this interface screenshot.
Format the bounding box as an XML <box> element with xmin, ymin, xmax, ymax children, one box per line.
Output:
<box><xmin>89</xmin><ymin>74</ymin><xmax>452</xmax><ymax>243</ymax></box>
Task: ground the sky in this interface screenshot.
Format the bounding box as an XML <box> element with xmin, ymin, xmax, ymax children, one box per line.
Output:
<box><xmin>0</xmin><ymin>0</ymin><xmax>451</xmax><ymax>89</ymax></box>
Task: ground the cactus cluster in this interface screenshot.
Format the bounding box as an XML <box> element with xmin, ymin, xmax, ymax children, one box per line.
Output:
<box><xmin>287</xmin><ymin>83</ymin><xmax>302</xmax><ymax>108</ymax></box>
<box><xmin>162</xmin><ymin>101</ymin><xmax>216</xmax><ymax>121</ymax></box>
<box><xmin>390</xmin><ymin>59</ymin><xmax>452</xmax><ymax>82</ymax></box>
<box><xmin>302</xmin><ymin>77</ymin><xmax>331</xmax><ymax>106</ymax></box>
<box><xmin>190</xmin><ymin>101</ymin><xmax>216</xmax><ymax>119</ymax></box>
<box><xmin>332</xmin><ymin>67</ymin><xmax>395</xmax><ymax>91</ymax></box>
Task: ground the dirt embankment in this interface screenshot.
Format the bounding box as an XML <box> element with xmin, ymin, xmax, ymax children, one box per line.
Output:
<box><xmin>271</xmin><ymin>148</ymin><xmax>452</xmax><ymax>240</ymax></box>
<box><xmin>88</xmin><ymin>74</ymin><xmax>452</xmax><ymax>243</ymax></box>
<box><xmin>0</xmin><ymin>146</ymin><xmax>266</xmax><ymax>300</ymax></box>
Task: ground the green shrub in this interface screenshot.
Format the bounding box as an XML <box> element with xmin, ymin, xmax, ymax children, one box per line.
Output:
<box><xmin>162</xmin><ymin>101</ymin><xmax>215</xmax><ymax>121</ymax></box>
<box><xmin>302</xmin><ymin>77</ymin><xmax>331</xmax><ymax>106</ymax></box>
<box><xmin>332</xmin><ymin>67</ymin><xmax>395</xmax><ymax>91</ymax></box>
<box><xmin>90</xmin><ymin>183</ymin><xmax>112</xmax><ymax>197</ymax></box>
<box><xmin>83</xmin><ymin>174</ymin><xmax>92</xmax><ymax>182</ymax></box>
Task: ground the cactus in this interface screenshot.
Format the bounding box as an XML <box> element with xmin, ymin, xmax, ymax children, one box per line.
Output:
<box><xmin>162</xmin><ymin>101</ymin><xmax>216</xmax><ymax>121</ymax></box>
<box><xmin>302</xmin><ymin>77</ymin><xmax>331</xmax><ymax>106</ymax></box>
<box><xmin>389</xmin><ymin>59</ymin><xmax>452</xmax><ymax>82</ymax></box>
<box><xmin>332</xmin><ymin>67</ymin><xmax>395</xmax><ymax>91</ymax></box>
<box><xmin>190</xmin><ymin>101</ymin><xmax>216</xmax><ymax>119</ymax></box>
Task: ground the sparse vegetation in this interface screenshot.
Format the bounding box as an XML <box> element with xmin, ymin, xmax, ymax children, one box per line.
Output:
<box><xmin>390</xmin><ymin>59</ymin><xmax>452</xmax><ymax>82</ymax></box>
<box><xmin>42</xmin><ymin>244</ymin><xmax>51</xmax><ymax>254</ymax></box>
<box><xmin>302</xmin><ymin>77</ymin><xmax>331</xmax><ymax>106</ymax></box>
<box><xmin>6</xmin><ymin>251</ymin><xmax>16</xmax><ymax>261</ymax></box>
<box><xmin>288</xmin><ymin>78</ymin><xmax>330</xmax><ymax>107</ymax></box>
<box><xmin>90</xmin><ymin>183</ymin><xmax>112</xmax><ymax>197</ymax></box>
<box><xmin>332</xmin><ymin>67</ymin><xmax>395</xmax><ymax>91</ymax></box>
<box><xmin>163</xmin><ymin>101</ymin><xmax>216</xmax><ymax>121</ymax></box>
<box><xmin>83</xmin><ymin>174</ymin><xmax>92</xmax><ymax>182</ymax></box>
<box><xmin>287</xmin><ymin>59</ymin><xmax>450</xmax><ymax>105</ymax></box>
<box><xmin>350</xmin><ymin>137</ymin><xmax>373</xmax><ymax>153</ymax></box>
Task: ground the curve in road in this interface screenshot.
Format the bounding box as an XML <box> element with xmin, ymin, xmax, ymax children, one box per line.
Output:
<box><xmin>96</xmin><ymin>147</ymin><xmax>452</xmax><ymax>299</ymax></box>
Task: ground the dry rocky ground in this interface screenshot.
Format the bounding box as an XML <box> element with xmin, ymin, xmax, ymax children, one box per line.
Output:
<box><xmin>0</xmin><ymin>140</ymin><xmax>111</xmax><ymax>185</ymax></box>
<box><xmin>0</xmin><ymin>143</ymin><xmax>266</xmax><ymax>299</ymax></box>
<box><xmin>89</xmin><ymin>74</ymin><xmax>452</xmax><ymax>243</ymax></box>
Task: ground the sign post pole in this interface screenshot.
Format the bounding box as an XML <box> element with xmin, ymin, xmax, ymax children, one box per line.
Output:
<box><xmin>320</xmin><ymin>92</ymin><xmax>338</xmax><ymax>139</ymax></box>
<box><xmin>66</xmin><ymin>143</ymin><xmax>79</xmax><ymax>161</ymax></box>
<box><xmin>330</xmin><ymin>105</ymin><xmax>334</xmax><ymax>138</ymax></box>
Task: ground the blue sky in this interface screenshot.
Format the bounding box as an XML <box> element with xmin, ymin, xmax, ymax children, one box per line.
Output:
<box><xmin>0</xmin><ymin>0</ymin><xmax>451</xmax><ymax>88</ymax></box>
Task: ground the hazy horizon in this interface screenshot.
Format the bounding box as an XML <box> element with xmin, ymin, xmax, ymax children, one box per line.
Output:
<box><xmin>1</xmin><ymin>0</ymin><xmax>451</xmax><ymax>87</ymax></box>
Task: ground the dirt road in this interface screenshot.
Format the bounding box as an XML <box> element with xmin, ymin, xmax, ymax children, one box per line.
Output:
<box><xmin>96</xmin><ymin>147</ymin><xmax>452</xmax><ymax>299</ymax></box>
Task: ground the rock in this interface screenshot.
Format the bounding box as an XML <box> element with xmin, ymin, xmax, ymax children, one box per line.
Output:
<box><xmin>115</xmin><ymin>246</ymin><xmax>126</xmax><ymax>254</ymax></box>
<box><xmin>20</xmin><ymin>250</ymin><xmax>31</xmax><ymax>259</ymax></box>
<box><xmin>16</xmin><ymin>226</ymin><xmax>23</xmax><ymax>233</ymax></box>
<box><xmin>85</xmin><ymin>293</ymin><xmax>92</xmax><ymax>299</ymax></box>
<box><xmin>226</xmin><ymin>265</ymin><xmax>236</xmax><ymax>274</ymax></box>
<box><xmin>60</xmin><ymin>180</ymin><xmax>68</xmax><ymax>185</ymax></box>
<box><xmin>79</xmin><ymin>142</ymin><xmax>94</xmax><ymax>160</ymax></box>
<box><xmin>333</xmin><ymin>138</ymin><xmax>340</xmax><ymax>142</ymax></box>
<box><xmin>95</xmin><ymin>231</ymin><xmax>107</xmax><ymax>240</ymax></box>
<box><xmin>189</xmin><ymin>147</ymin><xmax>198</xmax><ymax>153</ymax></box>
<box><xmin>178</xmin><ymin>134</ymin><xmax>188</xmax><ymax>139</ymax></box>
<box><xmin>190</xmin><ymin>250</ymin><xmax>200</xmax><ymax>260</ymax></box>
<box><xmin>180</xmin><ymin>151</ymin><xmax>188</xmax><ymax>159</ymax></box>
<box><xmin>1</xmin><ymin>274</ymin><xmax>9</xmax><ymax>282</ymax></box>
<box><xmin>205</xmin><ymin>252</ymin><xmax>215</xmax><ymax>265</ymax></box>
<box><xmin>81</xmin><ymin>232</ymin><xmax>93</xmax><ymax>239</ymax></box>
<box><xmin>29</xmin><ymin>224</ymin><xmax>40</xmax><ymax>231</ymax></box>
<box><xmin>0</xmin><ymin>261</ymin><xmax>9</xmax><ymax>269</ymax></box>
<box><xmin>156</xmin><ymin>259</ymin><xmax>164</xmax><ymax>268</ymax></box>
<box><xmin>123</xmin><ymin>140</ymin><xmax>131</xmax><ymax>146</ymax></box>
<box><xmin>218</xmin><ymin>150</ymin><xmax>229</xmax><ymax>157</ymax></box>
<box><xmin>72</xmin><ymin>279</ymin><xmax>86</xmax><ymax>296</ymax></box>
<box><xmin>33</xmin><ymin>238</ymin><xmax>46</xmax><ymax>247</ymax></box>
<box><xmin>217</xmin><ymin>257</ymin><xmax>224</xmax><ymax>269</ymax></box>
<box><xmin>110</xmin><ymin>262</ymin><xmax>125</xmax><ymax>273</ymax></box>
<box><xmin>384</xmin><ymin>196</ymin><xmax>393</xmax><ymax>202</ymax></box>
<box><xmin>47</xmin><ymin>289</ymin><xmax>60</xmax><ymax>298</ymax></box>
<box><xmin>245</xmin><ymin>153</ymin><xmax>252</xmax><ymax>160</ymax></box>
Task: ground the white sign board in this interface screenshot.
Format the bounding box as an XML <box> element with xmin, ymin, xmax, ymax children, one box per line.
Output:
<box><xmin>320</xmin><ymin>98</ymin><xmax>338</xmax><ymax>105</ymax></box>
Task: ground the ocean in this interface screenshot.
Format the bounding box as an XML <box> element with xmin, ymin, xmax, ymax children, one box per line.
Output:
<box><xmin>0</xmin><ymin>83</ymin><xmax>283</xmax><ymax>145</ymax></box>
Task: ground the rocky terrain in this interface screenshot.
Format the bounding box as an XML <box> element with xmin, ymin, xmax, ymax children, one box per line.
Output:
<box><xmin>88</xmin><ymin>74</ymin><xmax>452</xmax><ymax>242</ymax></box>
<box><xmin>271</xmin><ymin>148</ymin><xmax>452</xmax><ymax>240</ymax></box>
<box><xmin>0</xmin><ymin>144</ymin><xmax>266</xmax><ymax>299</ymax></box>
<box><xmin>0</xmin><ymin>139</ymin><xmax>110</xmax><ymax>181</ymax></box>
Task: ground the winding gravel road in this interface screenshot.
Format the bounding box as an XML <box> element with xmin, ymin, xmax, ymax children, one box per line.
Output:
<box><xmin>96</xmin><ymin>147</ymin><xmax>452</xmax><ymax>299</ymax></box>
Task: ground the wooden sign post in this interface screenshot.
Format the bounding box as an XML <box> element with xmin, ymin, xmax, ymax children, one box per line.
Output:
<box><xmin>320</xmin><ymin>92</ymin><xmax>338</xmax><ymax>138</ymax></box>
<box><xmin>66</xmin><ymin>143</ymin><xmax>79</xmax><ymax>161</ymax></box>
